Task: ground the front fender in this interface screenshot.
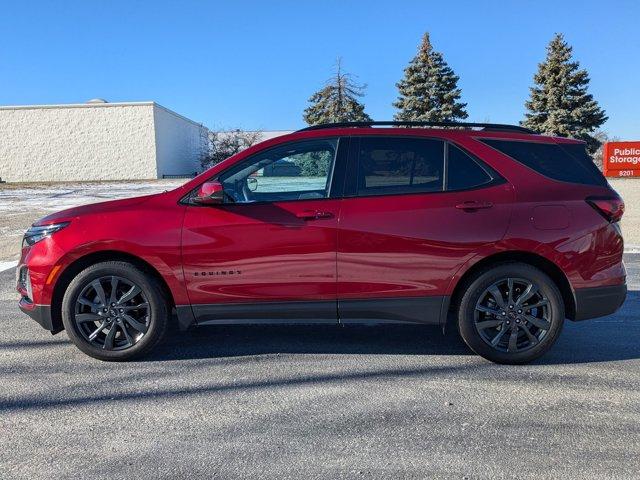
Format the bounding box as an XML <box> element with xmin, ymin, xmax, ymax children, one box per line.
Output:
<box><xmin>43</xmin><ymin>241</ymin><xmax>190</xmax><ymax>306</ymax></box>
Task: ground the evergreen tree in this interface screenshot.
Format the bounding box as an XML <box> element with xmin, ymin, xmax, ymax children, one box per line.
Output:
<box><xmin>523</xmin><ymin>33</ymin><xmax>607</xmax><ymax>153</ymax></box>
<box><xmin>394</xmin><ymin>32</ymin><xmax>467</xmax><ymax>122</ymax></box>
<box><xmin>290</xmin><ymin>150</ymin><xmax>332</xmax><ymax>177</ymax></box>
<box><xmin>303</xmin><ymin>59</ymin><xmax>371</xmax><ymax>125</ymax></box>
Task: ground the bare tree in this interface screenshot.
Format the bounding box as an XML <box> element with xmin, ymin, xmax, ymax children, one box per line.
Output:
<box><xmin>201</xmin><ymin>129</ymin><xmax>263</xmax><ymax>170</ymax></box>
<box><xmin>591</xmin><ymin>130</ymin><xmax>620</xmax><ymax>170</ymax></box>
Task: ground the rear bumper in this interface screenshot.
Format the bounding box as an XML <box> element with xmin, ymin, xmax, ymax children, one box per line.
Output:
<box><xmin>573</xmin><ymin>284</ymin><xmax>627</xmax><ymax>321</ymax></box>
<box><xmin>19</xmin><ymin>299</ymin><xmax>54</xmax><ymax>331</ymax></box>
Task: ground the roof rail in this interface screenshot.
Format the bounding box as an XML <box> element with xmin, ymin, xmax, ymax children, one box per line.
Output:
<box><xmin>298</xmin><ymin>121</ymin><xmax>535</xmax><ymax>134</ymax></box>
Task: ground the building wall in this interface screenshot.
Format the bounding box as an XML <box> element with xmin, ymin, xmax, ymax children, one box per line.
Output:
<box><xmin>0</xmin><ymin>103</ymin><xmax>158</xmax><ymax>182</ymax></box>
<box><xmin>253</xmin><ymin>130</ymin><xmax>293</xmax><ymax>142</ymax></box>
<box><xmin>609</xmin><ymin>178</ymin><xmax>640</xmax><ymax>247</ymax></box>
<box><xmin>153</xmin><ymin>105</ymin><xmax>208</xmax><ymax>178</ymax></box>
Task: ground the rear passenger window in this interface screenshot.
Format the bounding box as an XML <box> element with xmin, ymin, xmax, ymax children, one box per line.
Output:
<box><xmin>446</xmin><ymin>144</ymin><xmax>493</xmax><ymax>190</ymax></box>
<box><xmin>356</xmin><ymin>137</ymin><xmax>445</xmax><ymax>195</ymax></box>
<box><xmin>480</xmin><ymin>139</ymin><xmax>607</xmax><ymax>186</ymax></box>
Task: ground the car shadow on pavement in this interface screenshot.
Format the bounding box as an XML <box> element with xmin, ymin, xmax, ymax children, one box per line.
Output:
<box><xmin>146</xmin><ymin>291</ymin><xmax>640</xmax><ymax>365</ymax></box>
<box><xmin>539</xmin><ymin>290</ymin><xmax>640</xmax><ymax>365</ymax></box>
<box><xmin>148</xmin><ymin>323</ymin><xmax>471</xmax><ymax>361</ymax></box>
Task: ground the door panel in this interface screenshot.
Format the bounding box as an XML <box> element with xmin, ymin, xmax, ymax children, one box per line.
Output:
<box><xmin>336</xmin><ymin>136</ymin><xmax>514</xmax><ymax>323</ymax></box>
<box><xmin>337</xmin><ymin>184</ymin><xmax>514</xmax><ymax>301</ymax></box>
<box><xmin>181</xmin><ymin>137</ymin><xmax>348</xmax><ymax>324</ymax></box>
<box><xmin>182</xmin><ymin>199</ymin><xmax>340</xmax><ymax>306</ymax></box>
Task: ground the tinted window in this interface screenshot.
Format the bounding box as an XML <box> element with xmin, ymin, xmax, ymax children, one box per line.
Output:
<box><xmin>218</xmin><ymin>139</ymin><xmax>337</xmax><ymax>203</ymax></box>
<box><xmin>446</xmin><ymin>144</ymin><xmax>493</xmax><ymax>190</ymax></box>
<box><xmin>481</xmin><ymin>139</ymin><xmax>606</xmax><ymax>186</ymax></box>
<box><xmin>356</xmin><ymin>137</ymin><xmax>444</xmax><ymax>195</ymax></box>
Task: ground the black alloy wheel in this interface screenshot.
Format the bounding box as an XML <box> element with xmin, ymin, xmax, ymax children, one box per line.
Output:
<box><xmin>74</xmin><ymin>275</ymin><xmax>150</xmax><ymax>350</ymax></box>
<box><xmin>474</xmin><ymin>277</ymin><xmax>551</xmax><ymax>353</ymax></box>
<box><xmin>457</xmin><ymin>262</ymin><xmax>564</xmax><ymax>364</ymax></box>
<box><xmin>61</xmin><ymin>261</ymin><xmax>169</xmax><ymax>361</ymax></box>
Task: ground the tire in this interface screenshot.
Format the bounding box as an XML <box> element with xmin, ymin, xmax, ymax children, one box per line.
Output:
<box><xmin>457</xmin><ymin>262</ymin><xmax>564</xmax><ymax>365</ymax></box>
<box><xmin>61</xmin><ymin>261</ymin><xmax>169</xmax><ymax>361</ymax></box>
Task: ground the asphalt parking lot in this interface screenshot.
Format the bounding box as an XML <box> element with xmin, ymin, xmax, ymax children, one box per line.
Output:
<box><xmin>1</xmin><ymin>255</ymin><xmax>639</xmax><ymax>480</ymax></box>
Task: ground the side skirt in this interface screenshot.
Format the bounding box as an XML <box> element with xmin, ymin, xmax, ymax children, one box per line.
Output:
<box><xmin>338</xmin><ymin>297</ymin><xmax>447</xmax><ymax>326</ymax></box>
<box><xmin>184</xmin><ymin>296</ymin><xmax>450</xmax><ymax>327</ymax></box>
<box><xmin>192</xmin><ymin>301</ymin><xmax>338</xmax><ymax>326</ymax></box>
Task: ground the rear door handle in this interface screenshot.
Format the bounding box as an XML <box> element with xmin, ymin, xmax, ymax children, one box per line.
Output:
<box><xmin>296</xmin><ymin>210</ymin><xmax>335</xmax><ymax>220</ymax></box>
<box><xmin>455</xmin><ymin>201</ymin><xmax>494</xmax><ymax>211</ymax></box>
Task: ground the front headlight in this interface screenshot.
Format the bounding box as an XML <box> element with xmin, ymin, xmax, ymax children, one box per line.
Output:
<box><xmin>22</xmin><ymin>222</ymin><xmax>70</xmax><ymax>248</ymax></box>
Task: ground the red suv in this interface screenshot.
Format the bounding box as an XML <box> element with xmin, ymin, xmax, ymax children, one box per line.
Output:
<box><xmin>17</xmin><ymin>121</ymin><xmax>627</xmax><ymax>364</ymax></box>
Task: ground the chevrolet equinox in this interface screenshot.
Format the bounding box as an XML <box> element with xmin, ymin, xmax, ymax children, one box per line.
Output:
<box><xmin>17</xmin><ymin>121</ymin><xmax>627</xmax><ymax>363</ymax></box>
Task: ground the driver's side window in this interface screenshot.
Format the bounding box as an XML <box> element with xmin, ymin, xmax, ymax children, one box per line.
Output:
<box><xmin>218</xmin><ymin>138</ymin><xmax>338</xmax><ymax>204</ymax></box>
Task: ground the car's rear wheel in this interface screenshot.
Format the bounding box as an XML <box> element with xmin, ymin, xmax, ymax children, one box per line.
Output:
<box><xmin>457</xmin><ymin>263</ymin><xmax>564</xmax><ymax>364</ymax></box>
<box><xmin>61</xmin><ymin>261</ymin><xmax>169</xmax><ymax>361</ymax></box>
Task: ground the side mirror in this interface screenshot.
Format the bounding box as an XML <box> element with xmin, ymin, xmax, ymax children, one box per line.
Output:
<box><xmin>193</xmin><ymin>181</ymin><xmax>224</xmax><ymax>205</ymax></box>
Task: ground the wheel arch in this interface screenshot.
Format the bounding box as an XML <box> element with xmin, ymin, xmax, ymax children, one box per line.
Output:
<box><xmin>448</xmin><ymin>251</ymin><xmax>576</xmax><ymax>324</ymax></box>
<box><xmin>50</xmin><ymin>250</ymin><xmax>177</xmax><ymax>332</ymax></box>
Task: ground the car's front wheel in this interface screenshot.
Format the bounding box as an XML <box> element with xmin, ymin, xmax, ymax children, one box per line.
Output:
<box><xmin>457</xmin><ymin>263</ymin><xmax>564</xmax><ymax>364</ymax></box>
<box><xmin>61</xmin><ymin>261</ymin><xmax>169</xmax><ymax>361</ymax></box>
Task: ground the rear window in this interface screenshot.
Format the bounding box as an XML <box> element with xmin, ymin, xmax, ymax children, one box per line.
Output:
<box><xmin>480</xmin><ymin>139</ymin><xmax>607</xmax><ymax>186</ymax></box>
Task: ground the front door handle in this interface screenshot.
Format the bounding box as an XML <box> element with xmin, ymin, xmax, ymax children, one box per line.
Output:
<box><xmin>296</xmin><ymin>210</ymin><xmax>335</xmax><ymax>220</ymax></box>
<box><xmin>455</xmin><ymin>201</ymin><xmax>494</xmax><ymax>211</ymax></box>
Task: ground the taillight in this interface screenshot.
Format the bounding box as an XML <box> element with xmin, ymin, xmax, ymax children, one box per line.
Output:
<box><xmin>586</xmin><ymin>195</ymin><xmax>625</xmax><ymax>223</ymax></box>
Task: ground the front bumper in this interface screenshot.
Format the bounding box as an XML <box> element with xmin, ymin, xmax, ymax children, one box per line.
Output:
<box><xmin>573</xmin><ymin>284</ymin><xmax>627</xmax><ymax>321</ymax></box>
<box><xmin>19</xmin><ymin>299</ymin><xmax>55</xmax><ymax>331</ymax></box>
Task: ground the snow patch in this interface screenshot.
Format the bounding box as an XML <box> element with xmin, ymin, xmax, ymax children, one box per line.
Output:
<box><xmin>0</xmin><ymin>181</ymin><xmax>183</xmax><ymax>212</ymax></box>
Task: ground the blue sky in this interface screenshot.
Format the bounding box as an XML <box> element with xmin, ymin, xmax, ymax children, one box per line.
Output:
<box><xmin>1</xmin><ymin>0</ymin><xmax>638</xmax><ymax>138</ymax></box>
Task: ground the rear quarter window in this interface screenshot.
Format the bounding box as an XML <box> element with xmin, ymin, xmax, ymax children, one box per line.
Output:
<box><xmin>480</xmin><ymin>139</ymin><xmax>607</xmax><ymax>186</ymax></box>
<box><xmin>446</xmin><ymin>144</ymin><xmax>493</xmax><ymax>190</ymax></box>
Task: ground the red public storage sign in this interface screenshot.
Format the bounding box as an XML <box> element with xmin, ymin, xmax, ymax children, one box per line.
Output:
<box><xmin>603</xmin><ymin>141</ymin><xmax>640</xmax><ymax>177</ymax></box>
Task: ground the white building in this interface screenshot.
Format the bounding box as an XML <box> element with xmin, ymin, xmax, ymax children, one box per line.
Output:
<box><xmin>0</xmin><ymin>100</ymin><xmax>208</xmax><ymax>182</ymax></box>
<box><xmin>252</xmin><ymin>130</ymin><xmax>293</xmax><ymax>141</ymax></box>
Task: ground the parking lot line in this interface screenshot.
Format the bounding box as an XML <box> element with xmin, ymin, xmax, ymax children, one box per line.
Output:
<box><xmin>0</xmin><ymin>260</ymin><xmax>18</xmax><ymax>272</ymax></box>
